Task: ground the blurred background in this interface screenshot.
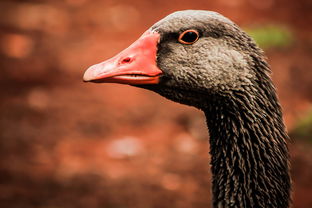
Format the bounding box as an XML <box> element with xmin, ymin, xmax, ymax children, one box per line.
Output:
<box><xmin>0</xmin><ymin>0</ymin><xmax>312</xmax><ymax>207</ymax></box>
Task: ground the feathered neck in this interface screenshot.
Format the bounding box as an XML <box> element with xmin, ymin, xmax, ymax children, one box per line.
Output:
<box><xmin>203</xmin><ymin>78</ymin><xmax>291</xmax><ymax>208</ymax></box>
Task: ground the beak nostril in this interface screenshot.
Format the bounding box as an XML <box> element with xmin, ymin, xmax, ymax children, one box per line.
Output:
<box><xmin>121</xmin><ymin>57</ymin><xmax>132</xmax><ymax>64</ymax></box>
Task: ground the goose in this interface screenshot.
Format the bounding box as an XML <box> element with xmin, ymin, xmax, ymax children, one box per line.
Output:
<box><xmin>83</xmin><ymin>10</ymin><xmax>291</xmax><ymax>208</ymax></box>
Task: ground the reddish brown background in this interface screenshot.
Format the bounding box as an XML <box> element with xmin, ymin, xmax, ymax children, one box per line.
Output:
<box><xmin>0</xmin><ymin>0</ymin><xmax>312</xmax><ymax>208</ymax></box>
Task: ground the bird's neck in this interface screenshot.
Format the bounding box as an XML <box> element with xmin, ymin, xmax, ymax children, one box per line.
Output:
<box><xmin>203</xmin><ymin>89</ymin><xmax>291</xmax><ymax>208</ymax></box>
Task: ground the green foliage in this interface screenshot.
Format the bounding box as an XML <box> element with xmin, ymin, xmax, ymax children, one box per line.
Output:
<box><xmin>245</xmin><ymin>25</ymin><xmax>294</xmax><ymax>49</ymax></box>
<box><xmin>290</xmin><ymin>109</ymin><xmax>312</xmax><ymax>142</ymax></box>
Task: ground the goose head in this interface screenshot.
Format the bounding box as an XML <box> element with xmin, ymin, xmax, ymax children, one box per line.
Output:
<box><xmin>83</xmin><ymin>10</ymin><xmax>264</xmax><ymax>109</ymax></box>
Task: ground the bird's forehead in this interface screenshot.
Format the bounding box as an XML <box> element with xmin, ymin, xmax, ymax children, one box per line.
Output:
<box><xmin>150</xmin><ymin>10</ymin><xmax>233</xmax><ymax>33</ymax></box>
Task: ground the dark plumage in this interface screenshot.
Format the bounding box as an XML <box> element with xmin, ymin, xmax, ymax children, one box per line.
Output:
<box><xmin>84</xmin><ymin>10</ymin><xmax>291</xmax><ymax>208</ymax></box>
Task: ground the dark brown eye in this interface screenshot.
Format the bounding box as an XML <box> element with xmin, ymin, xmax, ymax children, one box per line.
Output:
<box><xmin>178</xmin><ymin>30</ymin><xmax>199</xmax><ymax>44</ymax></box>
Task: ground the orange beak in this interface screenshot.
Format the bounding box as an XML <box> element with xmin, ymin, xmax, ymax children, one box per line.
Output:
<box><xmin>83</xmin><ymin>31</ymin><xmax>162</xmax><ymax>85</ymax></box>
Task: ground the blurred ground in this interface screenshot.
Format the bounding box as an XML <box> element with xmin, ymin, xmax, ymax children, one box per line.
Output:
<box><xmin>0</xmin><ymin>0</ymin><xmax>312</xmax><ymax>208</ymax></box>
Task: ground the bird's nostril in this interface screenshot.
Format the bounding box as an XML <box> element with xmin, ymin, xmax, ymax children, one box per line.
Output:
<box><xmin>121</xmin><ymin>57</ymin><xmax>132</xmax><ymax>64</ymax></box>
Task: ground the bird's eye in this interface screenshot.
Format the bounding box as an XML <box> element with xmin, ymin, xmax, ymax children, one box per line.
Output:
<box><xmin>178</xmin><ymin>30</ymin><xmax>199</xmax><ymax>44</ymax></box>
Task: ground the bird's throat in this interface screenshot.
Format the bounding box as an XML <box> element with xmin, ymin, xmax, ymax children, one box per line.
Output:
<box><xmin>203</xmin><ymin>91</ymin><xmax>291</xmax><ymax>208</ymax></box>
